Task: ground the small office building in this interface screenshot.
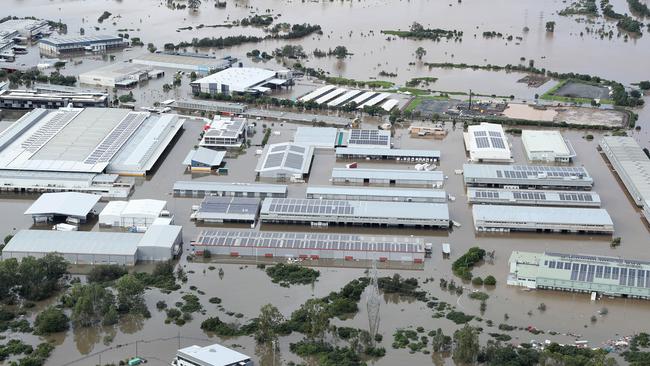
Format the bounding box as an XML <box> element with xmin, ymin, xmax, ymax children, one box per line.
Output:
<box><xmin>199</xmin><ymin>116</ymin><xmax>248</xmax><ymax>149</ymax></box>
<box><xmin>472</xmin><ymin>205</ymin><xmax>614</xmax><ymax>234</ymax></box>
<box><xmin>522</xmin><ymin>130</ymin><xmax>576</xmax><ymax>163</ymax></box>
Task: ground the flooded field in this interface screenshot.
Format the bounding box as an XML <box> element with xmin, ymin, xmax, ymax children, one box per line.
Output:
<box><xmin>2</xmin><ymin>0</ymin><xmax>650</xmax><ymax>365</ymax></box>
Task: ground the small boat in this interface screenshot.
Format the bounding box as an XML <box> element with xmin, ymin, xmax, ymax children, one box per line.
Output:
<box><xmin>452</xmin><ymin>220</ymin><xmax>461</xmax><ymax>228</ymax></box>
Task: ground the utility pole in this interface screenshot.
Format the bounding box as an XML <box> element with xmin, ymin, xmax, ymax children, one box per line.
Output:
<box><xmin>135</xmin><ymin>340</ymin><xmax>138</xmax><ymax>358</ymax></box>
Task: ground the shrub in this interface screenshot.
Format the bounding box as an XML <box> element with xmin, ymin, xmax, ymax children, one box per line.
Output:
<box><xmin>471</xmin><ymin>277</ymin><xmax>484</xmax><ymax>286</ymax></box>
<box><xmin>484</xmin><ymin>275</ymin><xmax>497</xmax><ymax>286</ymax></box>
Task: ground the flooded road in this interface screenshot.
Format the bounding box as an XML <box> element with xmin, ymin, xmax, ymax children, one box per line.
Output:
<box><xmin>2</xmin><ymin>0</ymin><xmax>650</xmax><ymax>364</ymax></box>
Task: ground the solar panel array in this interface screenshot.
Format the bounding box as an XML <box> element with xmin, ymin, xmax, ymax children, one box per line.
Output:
<box><xmin>265</xmin><ymin>198</ymin><xmax>354</xmax><ymax>215</ymax></box>
<box><xmin>21</xmin><ymin>110</ymin><xmax>78</xmax><ymax>153</ymax></box>
<box><xmin>348</xmin><ymin>130</ymin><xmax>389</xmax><ymax>146</ymax></box>
<box><xmin>495</xmin><ymin>165</ymin><xmax>588</xmax><ymax>179</ymax></box>
<box><xmin>546</xmin><ymin>252</ymin><xmax>650</xmax><ymax>267</ymax></box>
<box><xmin>473</xmin><ymin>130</ymin><xmax>506</xmax><ymax>150</ymax></box>
<box><xmin>84</xmin><ymin>112</ymin><xmax>147</xmax><ymax>164</ymax></box>
<box><xmin>263</xmin><ymin>153</ymin><xmax>285</xmax><ymax>169</ymax></box>
<box><xmin>543</xmin><ymin>256</ymin><xmax>650</xmax><ymax>288</ymax></box>
<box><xmin>513</xmin><ymin>191</ymin><xmax>547</xmax><ymax>200</ymax></box>
<box><xmin>472</xmin><ymin>190</ymin><xmax>499</xmax><ymax>199</ymax></box>
<box><xmin>262</xmin><ymin>144</ymin><xmax>308</xmax><ymax>171</ymax></box>
<box><xmin>195</xmin><ymin>230</ymin><xmax>423</xmax><ymax>253</ymax></box>
<box><xmin>199</xmin><ymin>196</ymin><xmax>260</xmax><ymax>214</ymax></box>
<box><xmin>558</xmin><ymin>192</ymin><xmax>594</xmax><ymax>202</ymax></box>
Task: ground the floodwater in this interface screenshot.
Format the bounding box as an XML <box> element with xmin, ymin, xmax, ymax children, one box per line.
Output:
<box><xmin>2</xmin><ymin>0</ymin><xmax>650</xmax><ymax>365</ymax></box>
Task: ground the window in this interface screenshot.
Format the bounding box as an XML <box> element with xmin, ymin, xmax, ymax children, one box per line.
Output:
<box><xmin>612</xmin><ymin>267</ymin><xmax>619</xmax><ymax>280</ymax></box>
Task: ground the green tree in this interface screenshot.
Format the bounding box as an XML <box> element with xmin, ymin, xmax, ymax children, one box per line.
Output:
<box><xmin>415</xmin><ymin>46</ymin><xmax>427</xmax><ymax>60</ymax></box>
<box><xmin>34</xmin><ymin>306</ymin><xmax>69</xmax><ymax>335</ymax></box>
<box><xmin>484</xmin><ymin>275</ymin><xmax>497</xmax><ymax>286</ymax></box>
<box><xmin>453</xmin><ymin>325</ymin><xmax>480</xmax><ymax>364</ymax></box>
<box><xmin>330</xmin><ymin>45</ymin><xmax>349</xmax><ymax>59</ymax></box>
<box><xmin>68</xmin><ymin>283</ymin><xmax>116</xmax><ymax>327</ymax></box>
<box><xmin>17</xmin><ymin>254</ymin><xmax>67</xmax><ymax>301</ymax></box>
<box><xmin>188</xmin><ymin>0</ymin><xmax>201</xmax><ymax>9</ymax></box>
<box><xmin>115</xmin><ymin>274</ymin><xmax>146</xmax><ymax>315</ymax></box>
<box><xmin>255</xmin><ymin>304</ymin><xmax>285</xmax><ymax>346</ymax></box>
<box><xmin>545</xmin><ymin>21</ymin><xmax>556</xmax><ymax>32</ymax></box>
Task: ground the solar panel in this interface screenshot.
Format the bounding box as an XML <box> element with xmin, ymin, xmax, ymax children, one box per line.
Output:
<box><xmin>491</xmin><ymin>137</ymin><xmax>506</xmax><ymax>149</ymax></box>
<box><xmin>475</xmin><ymin>137</ymin><xmax>490</xmax><ymax>148</ymax></box>
<box><xmin>264</xmin><ymin>153</ymin><xmax>284</xmax><ymax>169</ymax></box>
<box><xmin>474</xmin><ymin>131</ymin><xmax>487</xmax><ymax>137</ymax></box>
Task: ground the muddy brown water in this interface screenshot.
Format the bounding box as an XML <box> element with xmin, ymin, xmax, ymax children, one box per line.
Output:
<box><xmin>2</xmin><ymin>0</ymin><xmax>650</xmax><ymax>364</ymax></box>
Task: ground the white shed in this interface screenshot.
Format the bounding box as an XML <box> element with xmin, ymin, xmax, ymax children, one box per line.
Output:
<box><xmin>99</xmin><ymin>199</ymin><xmax>167</xmax><ymax>228</ymax></box>
<box><xmin>136</xmin><ymin>225</ymin><xmax>182</xmax><ymax>261</ymax></box>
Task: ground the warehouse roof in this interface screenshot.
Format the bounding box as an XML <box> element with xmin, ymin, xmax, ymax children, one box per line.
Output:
<box><xmin>255</xmin><ymin>143</ymin><xmax>314</xmax><ymax>175</ymax></box>
<box><xmin>293</xmin><ymin>127</ymin><xmax>338</xmax><ymax>148</ymax></box>
<box><xmin>177</xmin><ymin>344</ymin><xmax>250</xmax><ymax>366</ymax></box>
<box><xmin>521</xmin><ymin>130</ymin><xmax>575</xmax><ymax>158</ymax></box>
<box><xmin>137</xmin><ymin>225</ymin><xmax>182</xmax><ymax>249</ymax></box>
<box><xmin>464</xmin><ymin>123</ymin><xmax>512</xmax><ymax>162</ymax></box>
<box><xmin>39</xmin><ymin>35</ymin><xmax>123</xmax><ymax>46</ymax></box>
<box><xmin>467</xmin><ymin>188</ymin><xmax>601</xmax><ymax>206</ymax></box>
<box><xmin>3</xmin><ymin>230</ymin><xmax>140</xmax><ymax>256</ymax></box>
<box><xmin>332</xmin><ymin>168</ymin><xmax>444</xmax><ymax>182</ymax></box>
<box><xmin>307</xmin><ymin>186</ymin><xmax>447</xmax><ymax>200</ymax></box>
<box><xmin>463</xmin><ymin>164</ymin><xmax>592</xmax><ymax>181</ymax></box>
<box><xmin>195</xmin><ymin>230</ymin><xmax>425</xmax><ymax>253</ymax></box>
<box><xmin>472</xmin><ymin>205</ymin><xmax>613</xmax><ymax>226</ymax></box>
<box><xmin>24</xmin><ymin>192</ymin><xmax>100</xmax><ymax>217</ymax></box>
<box><xmin>183</xmin><ymin>147</ymin><xmax>225</xmax><ymax>167</ymax></box>
<box><xmin>79</xmin><ymin>62</ymin><xmax>152</xmax><ymax>81</ymax></box>
<box><xmin>192</xmin><ymin>67</ymin><xmax>277</xmax><ymax>92</ymax></box>
<box><xmin>335</xmin><ymin>147</ymin><xmax>440</xmax><ymax>159</ymax></box>
<box><xmin>173</xmin><ymin>181</ymin><xmax>287</xmax><ymax>194</ymax></box>
<box><xmin>261</xmin><ymin>198</ymin><xmax>449</xmax><ymax>221</ymax></box>
<box><xmin>600</xmin><ymin>136</ymin><xmax>650</xmax><ymax>206</ymax></box>
<box><xmin>196</xmin><ymin>196</ymin><xmax>260</xmax><ymax>221</ymax></box>
<box><xmin>345</xmin><ymin>129</ymin><xmax>391</xmax><ymax>148</ymax></box>
<box><xmin>132</xmin><ymin>52</ymin><xmax>232</xmax><ymax>70</ymax></box>
<box><xmin>121</xmin><ymin>199</ymin><xmax>167</xmax><ymax>217</ymax></box>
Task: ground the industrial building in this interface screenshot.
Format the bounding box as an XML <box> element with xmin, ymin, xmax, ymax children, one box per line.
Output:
<box><xmin>199</xmin><ymin>116</ymin><xmax>248</xmax><ymax>149</ymax></box>
<box><xmin>182</xmin><ymin>147</ymin><xmax>226</xmax><ymax>171</ymax></box>
<box><xmin>408</xmin><ymin>122</ymin><xmax>447</xmax><ymax>137</ymax></box>
<box><xmin>192</xmin><ymin>230</ymin><xmax>426</xmax><ymax>263</ymax></box>
<box><xmin>306</xmin><ymin>186</ymin><xmax>447</xmax><ymax>203</ymax></box>
<box><xmin>171</xmin><ymin>100</ymin><xmax>247</xmax><ymax>115</ymax></box>
<box><xmin>79</xmin><ymin>63</ymin><xmax>163</xmax><ymax>88</ymax></box>
<box><xmin>0</xmin><ymin>171</ymin><xmax>133</xmax><ymax>199</ymax></box>
<box><xmin>508</xmin><ymin>251</ymin><xmax>650</xmax><ymax>299</ymax></box>
<box><xmin>293</xmin><ymin>127</ymin><xmax>339</xmax><ymax>149</ymax></box>
<box><xmin>132</xmin><ymin>52</ymin><xmax>234</xmax><ymax>73</ymax></box>
<box><xmin>332</xmin><ymin>168</ymin><xmax>444</xmax><ymax>188</ymax></box>
<box><xmin>0</xmin><ymin>107</ymin><xmax>184</xmax><ymax>180</ymax></box>
<box><xmin>38</xmin><ymin>35</ymin><xmax>127</xmax><ymax>54</ymax></box>
<box><xmin>599</xmin><ymin>136</ymin><xmax>650</xmax><ymax>221</ymax></box>
<box><xmin>2</xmin><ymin>225</ymin><xmax>182</xmax><ymax>265</ymax></box>
<box><xmin>464</xmin><ymin>122</ymin><xmax>512</xmax><ymax>163</ymax></box>
<box><xmin>0</xmin><ymin>18</ymin><xmax>49</xmax><ymax>40</ymax></box>
<box><xmin>191</xmin><ymin>196</ymin><xmax>261</xmax><ymax>223</ymax></box>
<box><xmin>335</xmin><ymin>147</ymin><xmax>440</xmax><ymax>162</ymax></box>
<box><xmin>472</xmin><ymin>205</ymin><xmax>614</xmax><ymax>234</ymax></box>
<box><xmin>172</xmin><ymin>181</ymin><xmax>287</xmax><ymax>198</ymax></box>
<box><xmin>99</xmin><ymin>199</ymin><xmax>169</xmax><ymax>228</ymax></box>
<box><xmin>467</xmin><ymin>188</ymin><xmax>601</xmax><ymax>207</ymax></box>
<box><xmin>172</xmin><ymin>343</ymin><xmax>252</xmax><ymax>366</ymax></box>
<box><xmin>342</xmin><ymin>129</ymin><xmax>391</xmax><ymax>149</ymax></box>
<box><xmin>0</xmin><ymin>89</ymin><xmax>109</xmax><ymax>109</ymax></box>
<box><xmin>255</xmin><ymin>143</ymin><xmax>314</xmax><ymax>180</ymax></box>
<box><xmin>260</xmin><ymin>198</ymin><xmax>450</xmax><ymax>228</ymax></box>
<box><xmin>24</xmin><ymin>192</ymin><xmax>100</xmax><ymax>223</ymax></box>
<box><xmin>463</xmin><ymin>164</ymin><xmax>593</xmax><ymax>190</ymax></box>
<box><xmin>522</xmin><ymin>130</ymin><xmax>576</xmax><ymax>163</ymax></box>
<box><xmin>191</xmin><ymin>67</ymin><xmax>292</xmax><ymax>95</ymax></box>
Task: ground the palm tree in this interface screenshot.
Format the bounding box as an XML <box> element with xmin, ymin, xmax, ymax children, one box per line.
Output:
<box><xmin>188</xmin><ymin>0</ymin><xmax>201</xmax><ymax>10</ymax></box>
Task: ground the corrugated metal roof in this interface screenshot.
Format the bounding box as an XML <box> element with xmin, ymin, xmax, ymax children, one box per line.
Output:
<box><xmin>600</xmin><ymin>136</ymin><xmax>650</xmax><ymax>207</ymax></box>
<box><xmin>332</xmin><ymin>168</ymin><xmax>444</xmax><ymax>181</ymax></box>
<box><xmin>177</xmin><ymin>344</ymin><xmax>250</xmax><ymax>366</ymax></box>
<box><xmin>3</xmin><ymin>230</ymin><xmax>140</xmax><ymax>256</ymax></box>
<box><xmin>137</xmin><ymin>225</ymin><xmax>181</xmax><ymax>248</ymax></box>
<box><xmin>173</xmin><ymin>181</ymin><xmax>287</xmax><ymax>194</ymax></box>
<box><xmin>472</xmin><ymin>205</ymin><xmax>613</xmax><ymax>226</ymax></box>
<box><xmin>255</xmin><ymin>143</ymin><xmax>314</xmax><ymax>174</ymax></box>
<box><xmin>293</xmin><ymin>127</ymin><xmax>338</xmax><ymax>148</ymax></box>
<box><xmin>335</xmin><ymin>147</ymin><xmax>440</xmax><ymax>158</ymax></box>
<box><xmin>24</xmin><ymin>192</ymin><xmax>100</xmax><ymax>217</ymax></box>
<box><xmin>307</xmin><ymin>185</ymin><xmax>446</xmax><ymax>199</ymax></box>
<box><xmin>182</xmin><ymin>147</ymin><xmax>225</xmax><ymax>166</ymax></box>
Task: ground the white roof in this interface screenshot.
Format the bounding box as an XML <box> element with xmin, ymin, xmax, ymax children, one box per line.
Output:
<box><xmin>183</xmin><ymin>147</ymin><xmax>226</xmax><ymax>166</ymax></box>
<box><xmin>522</xmin><ymin>130</ymin><xmax>574</xmax><ymax>157</ymax></box>
<box><xmin>193</xmin><ymin>67</ymin><xmax>276</xmax><ymax>92</ymax></box>
<box><xmin>138</xmin><ymin>225</ymin><xmax>181</xmax><ymax>248</ymax></box>
<box><xmin>3</xmin><ymin>230</ymin><xmax>140</xmax><ymax>256</ymax></box>
<box><xmin>121</xmin><ymin>199</ymin><xmax>167</xmax><ymax>218</ymax></box>
<box><xmin>24</xmin><ymin>192</ymin><xmax>100</xmax><ymax>217</ymax></box>
<box><xmin>293</xmin><ymin>127</ymin><xmax>338</xmax><ymax>148</ymax></box>
<box><xmin>472</xmin><ymin>205</ymin><xmax>613</xmax><ymax>226</ymax></box>
<box><xmin>176</xmin><ymin>344</ymin><xmax>250</xmax><ymax>366</ymax></box>
<box><xmin>255</xmin><ymin>143</ymin><xmax>314</xmax><ymax>174</ymax></box>
<box><xmin>100</xmin><ymin>201</ymin><xmax>128</xmax><ymax>217</ymax></box>
<box><xmin>464</xmin><ymin>122</ymin><xmax>512</xmax><ymax>162</ymax></box>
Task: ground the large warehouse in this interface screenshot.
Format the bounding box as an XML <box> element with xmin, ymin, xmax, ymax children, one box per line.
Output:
<box><xmin>132</xmin><ymin>52</ymin><xmax>234</xmax><ymax>73</ymax></box>
<box><xmin>190</xmin><ymin>67</ymin><xmax>292</xmax><ymax>95</ymax></box>
<box><xmin>192</xmin><ymin>230</ymin><xmax>427</xmax><ymax>263</ymax></box>
<box><xmin>172</xmin><ymin>181</ymin><xmax>287</xmax><ymax>198</ymax></box>
<box><xmin>255</xmin><ymin>143</ymin><xmax>314</xmax><ymax>180</ymax></box>
<box><xmin>38</xmin><ymin>35</ymin><xmax>127</xmax><ymax>54</ymax></box>
<box><xmin>508</xmin><ymin>251</ymin><xmax>650</xmax><ymax>299</ymax></box>
<box><xmin>464</xmin><ymin>123</ymin><xmax>512</xmax><ymax>163</ymax></box>
<box><xmin>472</xmin><ymin>205</ymin><xmax>614</xmax><ymax>234</ymax></box>
<box><xmin>332</xmin><ymin>168</ymin><xmax>444</xmax><ymax>188</ymax></box>
<box><xmin>522</xmin><ymin>130</ymin><xmax>576</xmax><ymax>163</ymax></box>
<box><xmin>2</xmin><ymin>225</ymin><xmax>182</xmax><ymax>265</ymax></box>
<box><xmin>467</xmin><ymin>188</ymin><xmax>601</xmax><ymax>207</ymax></box>
<box><xmin>335</xmin><ymin>147</ymin><xmax>440</xmax><ymax>162</ymax></box>
<box><xmin>0</xmin><ymin>89</ymin><xmax>109</xmax><ymax>109</ymax></box>
<box><xmin>463</xmin><ymin>164</ymin><xmax>593</xmax><ymax>190</ymax></box>
<box><xmin>260</xmin><ymin>198</ymin><xmax>450</xmax><ymax>228</ymax></box>
<box><xmin>99</xmin><ymin>199</ymin><xmax>168</xmax><ymax>228</ymax></box>
<box><xmin>599</xmin><ymin>136</ymin><xmax>650</xmax><ymax>221</ymax></box>
<box><xmin>79</xmin><ymin>63</ymin><xmax>160</xmax><ymax>88</ymax></box>
<box><xmin>191</xmin><ymin>196</ymin><xmax>261</xmax><ymax>223</ymax></box>
<box><xmin>0</xmin><ymin>107</ymin><xmax>184</xmax><ymax>192</ymax></box>
<box><xmin>306</xmin><ymin>186</ymin><xmax>447</xmax><ymax>203</ymax></box>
